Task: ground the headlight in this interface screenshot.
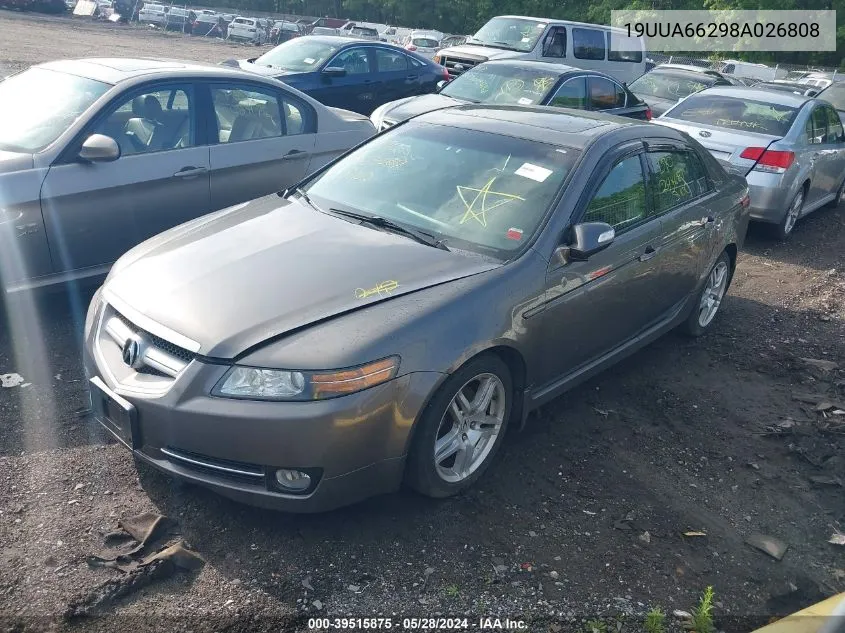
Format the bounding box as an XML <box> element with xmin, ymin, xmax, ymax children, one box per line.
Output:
<box><xmin>214</xmin><ymin>356</ymin><xmax>399</xmax><ymax>401</ymax></box>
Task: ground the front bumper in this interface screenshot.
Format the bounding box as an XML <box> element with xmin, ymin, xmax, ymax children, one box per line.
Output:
<box><xmin>83</xmin><ymin>298</ymin><xmax>442</xmax><ymax>512</ymax></box>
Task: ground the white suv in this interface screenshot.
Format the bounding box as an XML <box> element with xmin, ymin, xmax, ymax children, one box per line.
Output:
<box><xmin>227</xmin><ymin>17</ymin><xmax>267</xmax><ymax>44</ymax></box>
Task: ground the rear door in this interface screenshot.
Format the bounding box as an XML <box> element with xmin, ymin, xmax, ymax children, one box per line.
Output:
<box><xmin>819</xmin><ymin>104</ymin><xmax>845</xmax><ymax>199</ymax></box>
<box><xmin>311</xmin><ymin>46</ymin><xmax>377</xmax><ymax>114</ymax></box>
<box><xmin>373</xmin><ymin>48</ymin><xmax>418</xmax><ymax>106</ymax></box>
<box><xmin>205</xmin><ymin>81</ymin><xmax>317</xmax><ymax>209</ymax></box>
<box><xmin>39</xmin><ymin>82</ymin><xmax>210</xmax><ymax>273</ymax></box>
<box><xmin>805</xmin><ymin>105</ymin><xmax>831</xmax><ymax>205</ymax></box>
<box><xmin>644</xmin><ymin>143</ymin><xmax>719</xmax><ymax>308</ymax></box>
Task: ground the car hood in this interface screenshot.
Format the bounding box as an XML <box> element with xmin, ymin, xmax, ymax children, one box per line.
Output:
<box><xmin>0</xmin><ymin>150</ymin><xmax>34</xmax><ymax>174</ymax></box>
<box><xmin>439</xmin><ymin>44</ymin><xmax>522</xmax><ymax>61</ymax></box>
<box><xmin>104</xmin><ymin>196</ymin><xmax>500</xmax><ymax>359</ymax></box>
<box><xmin>381</xmin><ymin>93</ymin><xmax>464</xmax><ymax>123</ymax></box>
<box><xmin>633</xmin><ymin>93</ymin><xmax>679</xmax><ymax>116</ymax></box>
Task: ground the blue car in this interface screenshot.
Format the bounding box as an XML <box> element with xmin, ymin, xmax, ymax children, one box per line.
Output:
<box><xmin>227</xmin><ymin>36</ymin><xmax>449</xmax><ymax>115</ymax></box>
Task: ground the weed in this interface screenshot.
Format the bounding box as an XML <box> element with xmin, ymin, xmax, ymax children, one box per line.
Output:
<box><xmin>644</xmin><ymin>607</ymin><xmax>666</xmax><ymax>633</ymax></box>
<box><xmin>691</xmin><ymin>586</ymin><xmax>715</xmax><ymax>633</ymax></box>
<box><xmin>444</xmin><ymin>584</ymin><xmax>459</xmax><ymax>598</ymax></box>
<box><xmin>585</xmin><ymin>619</ymin><xmax>607</xmax><ymax>633</ymax></box>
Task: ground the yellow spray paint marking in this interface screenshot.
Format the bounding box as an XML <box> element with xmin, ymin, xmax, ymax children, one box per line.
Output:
<box><xmin>456</xmin><ymin>177</ymin><xmax>525</xmax><ymax>227</ymax></box>
<box><xmin>355</xmin><ymin>280</ymin><xmax>399</xmax><ymax>300</ymax></box>
<box><xmin>534</xmin><ymin>76</ymin><xmax>556</xmax><ymax>92</ymax></box>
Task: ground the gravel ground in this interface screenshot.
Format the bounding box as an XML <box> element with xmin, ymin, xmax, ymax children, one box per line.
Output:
<box><xmin>1</xmin><ymin>10</ymin><xmax>845</xmax><ymax>633</ymax></box>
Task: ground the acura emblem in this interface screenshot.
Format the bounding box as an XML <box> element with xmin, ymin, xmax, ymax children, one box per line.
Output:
<box><xmin>122</xmin><ymin>335</ymin><xmax>143</xmax><ymax>368</ymax></box>
<box><xmin>699</xmin><ymin>130</ymin><xmax>712</xmax><ymax>138</ymax></box>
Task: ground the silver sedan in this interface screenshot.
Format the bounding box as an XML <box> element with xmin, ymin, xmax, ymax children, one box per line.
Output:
<box><xmin>0</xmin><ymin>58</ymin><xmax>375</xmax><ymax>295</ymax></box>
<box><xmin>655</xmin><ymin>87</ymin><xmax>845</xmax><ymax>239</ymax></box>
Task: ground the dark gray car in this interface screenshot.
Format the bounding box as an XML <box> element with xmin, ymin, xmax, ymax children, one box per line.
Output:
<box><xmin>83</xmin><ymin>106</ymin><xmax>750</xmax><ymax>512</ymax></box>
<box><xmin>0</xmin><ymin>58</ymin><xmax>374</xmax><ymax>295</ymax></box>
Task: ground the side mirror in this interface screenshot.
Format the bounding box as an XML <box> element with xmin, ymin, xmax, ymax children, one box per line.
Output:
<box><xmin>322</xmin><ymin>66</ymin><xmax>347</xmax><ymax>78</ymax></box>
<box><xmin>78</xmin><ymin>134</ymin><xmax>120</xmax><ymax>163</ymax></box>
<box><xmin>436</xmin><ymin>79</ymin><xmax>450</xmax><ymax>91</ymax></box>
<box><xmin>558</xmin><ymin>222</ymin><xmax>615</xmax><ymax>262</ymax></box>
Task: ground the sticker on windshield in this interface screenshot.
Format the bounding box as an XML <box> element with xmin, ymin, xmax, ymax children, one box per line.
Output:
<box><xmin>518</xmin><ymin>97</ymin><xmax>533</xmax><ymax>105</ymax></box>
<box><xmin>506</xmin><ymin>228</ymin><xmax>524</xmax><ymax>241</ymax></box>
<box><xmin>521</xmin><ymin>37</ymin><xmax>530</xmax><ymax>42</ymax></box>
<box><xmin>303</xmin><ymin>57</ymin><xmax>316</xmax><ymax>64</ymax></box>
<box><xmin>515</xmin><ymin>163</ymin><xmax>553</xmax><ymax>182</ymax></box>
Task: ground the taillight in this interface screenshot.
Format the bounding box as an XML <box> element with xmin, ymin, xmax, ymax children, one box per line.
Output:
<box><xmin>739</xmin><ymin>147</ymin><xmax>795</xmax><ymax>173</ymax></box>
<box><xmin>645</xmin><ymin>107</ymin><xmax>652</xmax><ymax>121</ymax></box>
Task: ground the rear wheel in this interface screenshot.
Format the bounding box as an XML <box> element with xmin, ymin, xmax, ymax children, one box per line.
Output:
<box><xmin>774</xmin><ymin>188</ymin><xmax>804</xmax><ymax>240</ymax></box>
<box><xmin>681</xmin><ymin>251</ymin><xmax>731</xmax><ymax>337</ymax></box>
<box><xmin>405</xmin><ymin>354</ymin><xmax>513</xmax><ymax>498</ymax></box>
<box><xmin>826</xmin><ymin>176</ymin><xmax>845</xmax><ymax>208</ymax></box>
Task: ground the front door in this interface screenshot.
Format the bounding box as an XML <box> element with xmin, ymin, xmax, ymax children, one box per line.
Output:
<box><xmin>39</xmin><ymin>83</ymin><xmax>210</xmax><ymax>273</ymax></box>
<box><xmin>206</xmin><ymin>82</ymin><xmax>317</xmax><ymax>209</ymax></box>
<box><xmin>535</xmin><ymin>149</ymin><xmax>666</xmax><ymax>388</ymax></box>
<box><xmin>311</xmin><ymin>47</ymin><xmax>378</xmax><ymax>114</ymax></box>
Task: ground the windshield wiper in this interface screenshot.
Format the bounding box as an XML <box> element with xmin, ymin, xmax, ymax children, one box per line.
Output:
<box><xmin>329</xmin><ymin>208</ymin><xmax>449</xmax><ymax>251</ymax></box>
<box><xmin>292</xmin><ymin>187</ymin><xmax>321</xmax><ymax>211</ymax></box>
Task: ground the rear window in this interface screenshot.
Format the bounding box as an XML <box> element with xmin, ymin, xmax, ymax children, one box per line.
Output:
<box><xmin>352</xmin><ymin>27</ymin><xmax>377</xmax><ymax>36</ymax></box>
<box><xmin>629</xmin><ymin>70</ymin><xmax>717</xmax><ymax>101</ymax></box>
<box><xmin>234</xmin><ymin>18</ymin><xmax>253</xmax><ymax>25</ymax></box>
<box><xmin>668</xmin><ymin>95</ymin><xmax>798</xmax><ymax>136</ymax></box>
<box><xmin>413</xmin><ymin>37</ymin><xmax>439</xmax><ymax>48</ymax></box>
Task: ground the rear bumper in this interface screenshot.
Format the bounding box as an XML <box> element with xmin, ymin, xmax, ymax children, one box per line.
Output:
<box><xmin>746</xmin><ymin>172</ymin><xmax>791</xmax><ymax>223</ymax></box>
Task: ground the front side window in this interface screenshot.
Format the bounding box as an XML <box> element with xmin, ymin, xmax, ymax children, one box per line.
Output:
<box><xmin>211</xmin><ymin>85</ymin><xmax>281</xmax><ymax>143</ymax></box>
<box><xmin>468</xmin><ymin>16</ymin><xmax>548</xmax><ymax>53</ymax></box>
<box><xmin>0</xmin><ymin>67</ymin><xmax>110</xmax><ymax>153</ymax></box>
<box><xmin>582</xmin><ymin>156</ymin><xmax>646</xmax><ymax>231</ymax></box>
<box><xmin>548</xmin><ymin>78</ymin><xmax>586</xmax><ymax>109</ymax></box>
<box><xmin>304</xmin><ymin>122</ymin><xmax>580</xmax><ymax>257</ymax></box>
<box><xmin>375</xmin><ymin>49</ymin><xmax>409</xmax><ymax>73</ymax></box>
<box><xmin>253</xmin><ymin>38</ymin><xmax>340</xmax><ymax>72</ymax></box>
<box><xmin>647</xmin><ymin>150</ymin><xmax>710</xmax><ymax>214</ymax></box>
<box><xmin>441</xmin><ymin>65</ymin><xmax>563</xmax><ymax>106</ymax></box>
<box><xmin>328</xmin><ymin>48</ymin><xmax>372</xmax><ymax>74</ymax></box>
<box><xmin>588</xmin><ymin>77</ymin><xmax>625</xmax><ymax>110</ymax></box>
<box><xmin>541</xmin><ymin>27</ymin><xmax>567</xmax><ymax>58</ymax></box>
<box><xmin>573</xmin><ymin>27</ymin><xmax>606</xmax><ymax>60</ymax></box>
<box><xmin>94</xmin><ymin>86</ymin><xmax>193</xmax><ymax>156</ymax></box>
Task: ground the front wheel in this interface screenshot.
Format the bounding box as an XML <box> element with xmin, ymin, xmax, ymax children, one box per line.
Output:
<box><xmin>405</xmin><ymin>354</ymin><xmax>513</xmax><ymax>498</ymax></box>
<box><xmin>681</xmin><ymin>251</ymin><xmax>731</xmax><ymax>337</ymax></box>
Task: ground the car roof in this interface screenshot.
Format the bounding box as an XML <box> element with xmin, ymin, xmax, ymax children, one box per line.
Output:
<box><xmin>413</xmin><ymin>105</ymin><xmax>646</xmax><ymax>149</ymax></box>
<box><xmin>692</xmin><ymin>85</ymin><xmax>812</xmax><ymax>107</ymax></box>
<box><xmin>493</xmin><ymin>15</ymin><xmax>630</xmax><ymax>33</ymax></box>
<box><xmin>36</xmin><ymin>58</ymin><xmax>279</xmax><ymax>85</ymax></box>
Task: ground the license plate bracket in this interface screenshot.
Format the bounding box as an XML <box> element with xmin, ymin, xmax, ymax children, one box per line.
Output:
<box><xmin>89</xmin><ymin>376</ymin><xmax>138</xmax><ymax>450</ymax></box>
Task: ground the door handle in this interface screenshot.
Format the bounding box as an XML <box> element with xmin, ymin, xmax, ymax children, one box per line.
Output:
<box><xmin>173</xmin><ymin>166</ymin><xmax>208</xmax><ymax>178</ymax></box>
<box><xmin>282</xmin><ymin>149</ymin><xmax>306</xmax><ymax>159</ymax></box>
<box><xmin>638</xmin><ymin>245</ymin><xmax>658</xmax><ymax>262</ymax></box>
<box><xmin>405</xmin><ymin>74</ymin><xmax>418</xmax><ymax>80</ymax></box>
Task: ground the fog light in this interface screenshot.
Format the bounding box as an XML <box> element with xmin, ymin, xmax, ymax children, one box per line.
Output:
<box><xmin>275</xmin><ymin>469</ymin><xmax>311</xmax><ymax>491</ymax></box>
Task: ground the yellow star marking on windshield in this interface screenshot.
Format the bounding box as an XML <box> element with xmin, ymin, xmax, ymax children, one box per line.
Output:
<box><xmin>534</xmin><ymin>76</ymin><xmax>555</xmax><ymax>92</ymax></box>
<box><xmin>456</xmin><ymin>177</ymin><xmax>525</xmax><ymax>227</ymax></box>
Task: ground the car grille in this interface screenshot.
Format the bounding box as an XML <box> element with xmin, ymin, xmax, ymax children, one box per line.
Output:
<box><xmin>440</xmin><ymin>55</ymin><xmax>481</xmax><ymax>77</ymax></box>
<box><xmin>161</xmin><ymin>447</ymin><xmax>266</xmax><ymax>485</ymax></box>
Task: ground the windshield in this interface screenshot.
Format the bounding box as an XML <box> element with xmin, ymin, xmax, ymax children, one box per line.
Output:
<box><xmin>667</xmin><ymin>94</ymin><xmax>798</xmax><ymax>136</ymax></box>
<box><xmin>821</xmin><ymin>84</ymin><xmax>845</xmax><ymax>110</ymax></box>
<box><xmin>304</xmin><ymin>122</ymin><xmax>579</xmax><ymax>257</ymax></box>
<box><xmin>254</xmin><ymin>38</ymin><xmax>339</xmax><ymax>71</ymax></box>
<box><xmin>630</xmin><ymin>70</ymin><xmax>717</xmax><ymax>101</ymax></box>
<box><xmin>442</xmin><ymin>65</ymin><xmax>560</xmax><ymax>106</ymax></box>
<box><xmin>352</xmin><ymin>27</ymin><xmax>376</xmax><ymax>36</ymax></box>
<box><xmin>469</xmin><ymin>17</ymin><xmax>547</xmax><ymax>53</ymax></box>
<box><xmin>0</xmin><ymin>68</ymin><xmax>110</xmax><ymax>153</ymax></box>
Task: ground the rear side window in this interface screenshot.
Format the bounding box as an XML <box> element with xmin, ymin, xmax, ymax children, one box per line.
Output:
<box><xmin>582</xmin><ymin>155</ymin><xmax>646</xmax><ymax>231</ymax></box>
<box><xmin>573</xmin><ymin>28</ymin><xmax>605</xmax><ymax>60</ymax></box>
<box><xmin>647</xmin><ymin>151</ymin><xmax>710</xmax><ymax>214</ymax></box>
<box><xmin>548</xmin><ymin>77</ymin><xmax>586</xmax><ymax>109</ymax></box>
<box><xmin>806</xmin><ymin>107</ymin><xmax>827</xmax><ymax>144</ymax></box>
<box><xmin>606</xmin><ymin>32</ymin><xmax>642</xmax><ymax>62</ymax></box>
<box><xmin>668</xmin><ymin>95</ymin><xmax>798</xmax><ymax>136</ymax></box>
<box><xmin>375</xmin><ymin>49</ymin><xmax>409</xmax><ymax>72</ymax></box>
<box><xmin>588</xmin><ymin>77</ymin><xmax>625</xmax><ymax>109</ymax></box>
<box><xmin>824</xmin><ymin>106</ymin><xmax>843</xmax><ymax>143</ymax></box>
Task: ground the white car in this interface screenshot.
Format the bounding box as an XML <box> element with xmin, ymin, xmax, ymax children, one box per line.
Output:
<box><xmin>404</xmin><ymin>31</ymin><xmax>442</xmax><ymax>59</ymax></box>
<box><xmin>227</xmin><ymin>17</ymin><xmax>267</xmax><ymax>44</ymax></box>
<box><xmin>138</xmin><ymin>3</ymin><xmax>166</xmax><ymax>26</ymax></box>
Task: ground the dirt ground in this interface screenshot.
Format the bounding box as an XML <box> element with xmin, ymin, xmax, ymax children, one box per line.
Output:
<box><xmin>1</xmin><ymin>9</ymin><xmax>845</xmax><ymax>633</ymax></box>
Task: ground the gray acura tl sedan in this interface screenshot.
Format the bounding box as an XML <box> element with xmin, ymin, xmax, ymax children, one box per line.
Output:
<box><xmin>83</xmin><ymin>106</ymin><xmax>750</xmax><ymax>512</ymax></box>
<box><xmin>0</xmin><ymin>58</ymin><xmax>374</xmax><ymax>296</ymax></box>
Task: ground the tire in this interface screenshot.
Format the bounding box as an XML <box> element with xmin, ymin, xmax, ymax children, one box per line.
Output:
<box><xmin>405</xmin><ymin>354</ymin><xmax>513</xmax><ymax>498</ymax></box>
<box><xmin>826</xmin><ymin>176</ymin><xmax>845</xmax><ymax>209</ymax></box>
<box><xmin>681</xmin><ymin>251</ymin><xmax>731</xmax><ymax>337</ymax></box>
<box><xmin>773</xmin><ymin>187</ymin><xmax>804</xmax><ymax>240</ymax></box>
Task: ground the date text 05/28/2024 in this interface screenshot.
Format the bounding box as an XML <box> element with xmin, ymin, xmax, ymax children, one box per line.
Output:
<box><xmin>307</xmin><ymin>617</ymin><xmax>527</xmax><ymax>630</ymax></box>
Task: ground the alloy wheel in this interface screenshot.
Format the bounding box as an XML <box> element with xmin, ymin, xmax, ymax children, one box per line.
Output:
<box><xmin>698</xmin><ymin>260</ymin><xmax>729</xmax><ymax>328</ymax></box>
<box><xmin>783</xmin><ymin>189</ymin><xmax>804</xmax><ymax>236</ymax></box>
<box><xmin>433</xmin><ymin>373</ymin><xmax>506</xmax><ymax>483</ymax></box>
